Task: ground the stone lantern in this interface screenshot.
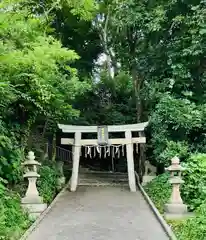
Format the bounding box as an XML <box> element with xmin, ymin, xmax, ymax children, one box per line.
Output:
<box><xmin>164</xmin><ymin>156</ymin><xmax>188</xmax><ymax>219</ymax></box>
<box><xmin>21</xmin><ymin>151</ymin><xmax>47</xmax><ymax>218</ymax></box>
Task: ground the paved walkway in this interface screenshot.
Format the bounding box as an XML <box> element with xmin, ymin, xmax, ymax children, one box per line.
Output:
<box><xmin>27</xmin><ymin>186</ymin><xmax>169</xmax><ymax>240</ymax></box>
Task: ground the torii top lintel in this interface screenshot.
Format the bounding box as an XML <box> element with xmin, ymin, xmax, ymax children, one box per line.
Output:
<box><xmin>58</xmin><ymin>122</ymin><xmax>148</xmax><ymax>133</ymax></box>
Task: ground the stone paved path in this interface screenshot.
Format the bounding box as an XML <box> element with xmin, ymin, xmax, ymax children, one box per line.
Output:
<box><xmin>27</xmin><ymin>186</ymin><xmax>169</xmax><ymax>240</ymax></box>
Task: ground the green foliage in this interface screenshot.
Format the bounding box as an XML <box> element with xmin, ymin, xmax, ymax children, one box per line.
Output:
<box><xmin>73</xmin><ymin>71</ymin><xmax>136</xmax><ymax>125</ymax></box>
<box><xmin>145</xmin><ymin>154</ymin><xmax>206</xmax><ymax>213</ymax></box>
<box><xmin>145</xmin><ymin>169</ymin><xmax>206</xmax><ymax>239</ymax></box>
<box><xmin>0</xmin><ymin>7</ymin><xmax>80</xmax><ymax>123</ymax></box>
<box><xmin>182</xmin><ymin>153</ymin><xmax>206</xmax><ymax>210</ymax></box>
<box><xmin>152</xmin><ymin>95</ymin><xmax>202</xmax><ymax>134</ymax></box>
<box><xmin>100</xmin><ymin>0</ymin><xmax>206</xmax><ymax>165</ymax></box>
<box><xmin>0</xmin><ymin>178</ymin><xmax>31</xmax><ymax>240</ymax></box>
<box><xmin>169</xmin><ymin>203</ymin><xmax>206</xmax><ymax>240</ymax></box>
<box><xmin>0</xmin><ymin>0</ymin><xmax>90</xmax><ymax>148</ymax></box>
<box><xmin>0</xmin><ymin>0</ymin><xmax>206</xmax><ymax>237</ymax></box>
<box><xmin>0</xmin><ymin>0</ymin><xmax>93</xmax><ymax>187</ymax></box>
<box><xmin>26</xmin><ymin>0</ymin><xmax>98</xmax><ymax>21</ymax></box>
<box><xmin>37</xmin><ymin>164</ymin><xmax>59</xmax><ymax>204</ymax></box>
<box><xmin>25</xmin><ymin>0</ymin><xmax>102</xmax><ymax>78</ymax></box>
<box><xmin>0</xmin><ymin>162</ymin><xmax>62</xmax><ymax>239</ymax></box>
<box><xmin>0</xmin><ymin>136</ymin><xmax>23</xmax><ymax>183</ymax></box>
<box><xmin>150</xmin><ymin>95</ymin><xmax>202</xmax><ymax>164</ymax></box>
<box><xmin>144</xmin><ymin>173</ymin><xmax>171</xmax><ymax>213</ymax></box>
<box><xmin>159</xmin><ymin>141</ymin><xmax>189</xmax><ymax>166</ymax></box>
<box><xmin>64</xmin><ymin>0</ymin><xmax>98</xmax><ymax>20</ymax></box>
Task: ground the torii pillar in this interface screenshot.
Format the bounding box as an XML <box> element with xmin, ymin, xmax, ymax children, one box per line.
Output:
<box><xmin>70</xmin><ymin>132</ymin><xmax>81</xmax><ymax>192</ymax></box>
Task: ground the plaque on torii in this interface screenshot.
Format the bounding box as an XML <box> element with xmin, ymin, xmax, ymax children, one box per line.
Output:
<box><xmin>97</xmin><ymin>125</ymin><xmax>109</xmax><ymax>145</ymax></box>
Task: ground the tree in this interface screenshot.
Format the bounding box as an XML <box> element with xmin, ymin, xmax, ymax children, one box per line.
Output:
<box><xmin>0</xmin><ymin>0</ymin><xmax>92</xmax><ymax>153</ymax></box>
<box><xmin>25</xmin><ymin>0</ymin><xmax>102</xmax><ymax>78</ymax></box>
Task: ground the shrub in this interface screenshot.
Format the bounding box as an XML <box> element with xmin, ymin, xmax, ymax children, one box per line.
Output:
<box><xmin>159</xmin><ymin>141</ymin><xmax>189</xmax><ymax>166</ymax></box>
<box><xmin>144</xmin><ymin>173</ymin><xmax>171</xmax><ymax>213</ymax></box>
<box><xmin>0</xmin><ymin>178</ymin><xmax>31</xmax><ymax>240</ymax></box>
<box><xmin>144</xmin><ymin>160</ymin><xmax>206</xmax><ymax>240</ymax></box>
<box><xmin>0</xmin><ymin>136</ymin><xmax>23</xmax><ymax>183</ymax></box>
<box><xmin>0</xmin><ymin>162</ymin><xmax>61</xmax><ymax>239</ymax></box>
<box><xmin>150</xmin><ymin>95</ymin><xmax>202</xmax><ymax>165</ymax></box>
<box><xmin>182</xmin><ymin>153</ymin><xmax>206</xmax><ymax>210</ymax></box>
<box><xmin>145</xmin><ymin>153</ymin><xmax>206</xmax><ymax>211</ymax></box>
<box><xmin>37</xmin><ymin>164</ymin><xmax>59</xmax><ymax>204</ymax></box>
<box><xmin>170</xmin><ymin>202</ymin><xmax>206</xmax><ymax>240</ymax></box>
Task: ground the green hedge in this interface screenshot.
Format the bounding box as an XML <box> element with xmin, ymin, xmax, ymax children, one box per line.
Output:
<box><xmin>144</xmin><ymin>170</ymin><xmax>206</xmax><ymax>240</ymax></box>
<box><xmin>0</xmin><ymin>161</ymin><xmax>62</xmax><ymax>239</ymax></box>
<box><xmin>37</xmin><ymin>164</ymin><xmax>60</xmax><ymax>204</ymax></box>
<box><xmin>169</xmin><ymin>203</ymin><xmax>206</xmax><ymax>240</ymax></box>
<box><xmin>0</xmin><ymin>178</ymin><xmax>31</xmax><ymax>240</ymax></box>
<box><xmin>182</xmin><ymin>153</ymin><xmax>206</xmax><ymax>210</ymax></box>
<box><xmin>144</xmin><ymin>173</ymin><xmax>171</xmax><ymax>213</ymax></box>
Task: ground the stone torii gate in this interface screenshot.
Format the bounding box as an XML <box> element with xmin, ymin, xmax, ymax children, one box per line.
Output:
<box><xmin>58</xmin><ymin>122</ymin><xmax>148</xmax><ymax>192</ymax></box>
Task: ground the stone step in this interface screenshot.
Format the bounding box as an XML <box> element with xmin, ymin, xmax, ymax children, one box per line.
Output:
<box><xmin>78</xmin><ymin>170</ymin><xmax>128</xmax><ymax>187</ymax></box>
<box><xmin>79</xmin><ymin>179</ymin><xmax>128</xmax><ymax>183</ymax></box>
<box><xmin>79</xmin><ymin>179</ymin><xmax>128</xmax><ymax>184</ymax></box>
<box><xmin>79</xmin><ymin>169</ymin><xmax>126</xmax><ymax>174</ymax></box>
<box><xmin>79</xmin><ymin>179</ymin><xmax>128</xmax><ymax>185</ymax></box>
<box><xmin>79</xmin><ymin>172</ymin><xmax>126</xmax><ymax>175</ymax></box>
<box><xmin>79</xmin><ymin>173</ymin><xmax>128</xmax><ymax>178</ymax></box>
<box><xmin>79</xmin><ymin>175</ymin><xmax>128</xmax><ymax>180</ymax></box>
<box><xmin>79</xmin><ymin>178</ymin><xmax>128</xmax><ymax>185</ymax></box>
<box><xmin>78</xmin><ymin>182</ymin><xmax>128</xmax><ymax>186</ymax></box>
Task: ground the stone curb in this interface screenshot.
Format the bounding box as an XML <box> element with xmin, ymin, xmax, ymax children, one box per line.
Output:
<box><xmin>135</xmin><ymin>172</ymin><xmax>177</xmax><ymax>240</ymax></box>
<box><xmin>19</xmin><ymin>181</ymin><xmax>70</xmax><ymax>240</ymax></box>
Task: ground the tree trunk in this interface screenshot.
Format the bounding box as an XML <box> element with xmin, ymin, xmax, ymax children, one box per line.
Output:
<box><xmin>27</xmin><ymin>129</ymin><xmax>33</xmax><ymax>150</ymax></box>
<box><xmin>97</xmin><ymin>7</ymin><xmax>118</xmax><ymax>79</ymax></box>
<box><xmin>131</xmin><ymin>67</ymin><xmax>142</xmax><ymax>122</ymax></box>
<box><xmin>40</xmin><ymin>119</ymin><xmax>49</xmax><ymax>161</ymax></box>
<box><xmin>42</xmin><ymin>119</ymin><xmax>48</xmax><ymax>139</ymax></box>
<box><xmin>52</xmin><ymin>133</ymin><xmax>56</xmax><ymax>161</ymax></box>
<box><xmin>131</xmin><ymin>67</ymin><xmax>146</xmax><ymax>183</ymax></box>
<box><xmin>138</xmin><ymin>131</ymin><xmax>146</xmax><ymax>183</ymax></box>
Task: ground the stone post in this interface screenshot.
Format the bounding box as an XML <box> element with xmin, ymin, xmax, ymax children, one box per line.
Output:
<box><xmin>21</xmin><ymin>151</ymin><xmax>47</xmax><ymax>218</ymax></box>
<box><xmin>56</xmin><ymin>160</ymin><xmax>66</xmax><ymax>189</ymax></box>
<box><xmin>164</xmin><ymin>156</ymin><xmax>188</xmax><ymax>219</ymax></box>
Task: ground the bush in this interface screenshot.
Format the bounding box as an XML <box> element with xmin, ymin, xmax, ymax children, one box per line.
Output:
<box><xmin>145</xmin><ymin>165</ymin><xmax>206</xmax><ymax>240</ymax></box>
<box><xmin>144</xmin><ymin>173</ymin><xmax>171</xmax><ymax>213</ymax></box>
<box><xmin>170</xmin><ymin>203</ymin><xmax>206</xmax><ymax>240</ymax></box>
<box><xmin>145</xmin><ymin>153</ymin><xmax>206</xmax><ymax>211</ymax></box>
<box><xmin>0</xmin><ymin>178</ymin><xmax>31</xmax><ymax>240</ymax></box>
<box><xmin>150</xmin><ymin>95</ymin><xmax>202</xmax><ymax>165</ymax></box>
<box><xmin>0</xmin><ymin>136</ymin><xmax>23</xmax><ymax>184</ymax></box>
<box><xmin>159</xmin><ymin>141</ymin><xmax>189</xmax><ymax>166</ymax></box>
<box><xmin>182</xmin><ymin>153</ymin><xmax>206</xmax><ymax>210</ymax></box>
<box><xmin>0</xmin><ymin>162</ymin><xmax>61</xmax><ymax>239</ymax></box>
<box><xmin>37</xmin><ymin>164</ymin><xmax>59</xmax><ymax>204</ymax></box>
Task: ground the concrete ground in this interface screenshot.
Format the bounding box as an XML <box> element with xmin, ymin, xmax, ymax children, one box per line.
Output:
<box><xmin>27</xmin><ymin>186</ymin><xmax>169</xmax><ymax>240</ymax></box>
